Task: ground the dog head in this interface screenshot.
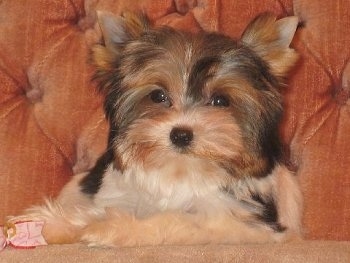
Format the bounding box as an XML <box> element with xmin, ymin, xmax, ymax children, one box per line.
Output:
<box><xmin>92</xmin><ymin>12</ymin><xmax>298</xmax><ymax>184</ymax></box>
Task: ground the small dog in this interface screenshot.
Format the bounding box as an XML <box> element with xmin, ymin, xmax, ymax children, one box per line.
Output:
<box><xmin>9</xmin><ymin>11</ymin><xmax>302</xmax><ymax>247</ymax></box>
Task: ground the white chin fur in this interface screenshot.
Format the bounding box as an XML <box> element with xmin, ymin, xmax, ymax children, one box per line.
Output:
<box><xmin>94</xmin><ymin>156</ymin><xmax>232</xmax><ymax>217</ymax></box>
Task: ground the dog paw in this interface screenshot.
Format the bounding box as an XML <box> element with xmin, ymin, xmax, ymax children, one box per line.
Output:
<box><xmin>80</xmin><ymin>210</ymin><xmax>140</xmax><ymax>247</ymax></box>
<box><xmin>80</xmin><ymin>220</ymin><xmax>126</xmax><ymax>247</ymax></box>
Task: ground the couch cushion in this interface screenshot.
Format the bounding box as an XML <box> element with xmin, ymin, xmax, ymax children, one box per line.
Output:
<box><xmin>0</xmin><ymin>241</ymin><xmax>349</xmax><ymax>263</ymax></box>
<box><xmin>0</xmin><ymin>0</ymin><xmax>103</xmax><ymax>219</ymax></box>
<box><xmin>281</xmin><ymin>0</ymin><xmax>350</xmax><ymax>240</ymax></box>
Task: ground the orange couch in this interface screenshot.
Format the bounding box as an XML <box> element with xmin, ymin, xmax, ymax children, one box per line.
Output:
<box><xmin>0</xmin><ymin>0</ymin><xmax>349</xmax><ymax>261</ymax></box>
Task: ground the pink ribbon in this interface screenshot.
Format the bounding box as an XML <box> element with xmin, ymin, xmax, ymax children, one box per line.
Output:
<box><xmin>0</xmin><ymin>221</ymin><xmax>47</xmax><ymax>251</ymax></box>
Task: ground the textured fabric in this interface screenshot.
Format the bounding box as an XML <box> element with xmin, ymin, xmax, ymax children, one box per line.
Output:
<box><xmin>282</xmin><ymin>0</ymin><xmax>350</xmax><ymax>240</ymax></box>
<box><xmin>0</xmin><ymin>0</ymin><xmax>349</xmax><ymax>246</ymax></box>
<box><xmin>0</xmin><ymin>241</ymin><xmax>349</xmax><ymax>263</ymax></box>
<box><xmin>0</xmin><ymin>0</ymin><xmax>103</xmax><ymax>218</ymax></box>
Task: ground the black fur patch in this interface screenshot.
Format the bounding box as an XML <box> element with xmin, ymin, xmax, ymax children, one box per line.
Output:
<box><xmin>251</xmin><ymin>193</ymin><xmax>286</xmax><ymax>232</ymax></box>
<box><xmin>222</xmin><ymin>186</ymin><xmax>286</xmax><ymax>232</ymax></box>
<box><xmin>187</xmin><ymin>55</ymin><xmax>220</xmax><ymax>102</ymax></box>
<box><xmin>79</xmin><ymin>149</ymin><xmax>114</xmax><ymax>195</ymax></box>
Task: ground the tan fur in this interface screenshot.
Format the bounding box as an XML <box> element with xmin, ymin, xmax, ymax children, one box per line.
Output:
<box><xmin>8</xmin><ymin>12</ymin><xmax>302</xmax><ymax>248</ymax></box>
<box><xmin>8</xmin><ymin>164</ymin><xmax>300</xmax><ymax>247</ymax></box>
<box><xmin>92</xmin><ymin>46</ymin><xmax>116</xmax><ymax>71</ymax></box>
<box><xmin>242</xmin><ymin>13</ymin><xmax>299</xmax><ymax>77</ymax></box>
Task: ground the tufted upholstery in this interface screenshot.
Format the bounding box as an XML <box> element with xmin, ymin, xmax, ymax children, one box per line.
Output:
<box><xmin>0</xmin><ymin>0</ymin><xmax>349</xmax><ymax>254</ymax></box>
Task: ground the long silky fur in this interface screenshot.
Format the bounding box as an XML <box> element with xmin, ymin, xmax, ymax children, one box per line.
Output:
<box><xmin>8</xmin><ymin>12</ymin><xmax>302</xmax><ymax>247</ymax></box>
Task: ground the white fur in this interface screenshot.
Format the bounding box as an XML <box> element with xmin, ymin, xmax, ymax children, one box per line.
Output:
<box><xmin>9</xmin><ymin>160</ymin><xmax>302</xmax><ymax>246</ymax></box>
<box><xmin>8</xmin><ymin>13</ymin><xmax>303</xmax><ymax>247</ymax></box>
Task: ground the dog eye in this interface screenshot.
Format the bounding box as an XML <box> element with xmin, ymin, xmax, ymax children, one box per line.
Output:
<box><xmin>149</xmin><ymin>89</ymin><xmax>172</xmax><ymax>107</ymax></box>
<box><xmin>209</xmin><ymin>95</ymin><xmax>230</xmax><ymax>107</ymax></box>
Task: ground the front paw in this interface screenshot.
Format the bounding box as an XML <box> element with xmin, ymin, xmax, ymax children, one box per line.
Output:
<box><xmin>80</xmin><ymin>221</ymin><xmax>116</xmax><ymax>247</ymax></box>
<box><xmin>80</xmin><ymin>210</ymin><xmax>136</xmax><ymax>247</ymax></box>
<box><xmin>80</xmin><ymin>221</ymin><xmax>132</xmax><ymax>247</ymax></box>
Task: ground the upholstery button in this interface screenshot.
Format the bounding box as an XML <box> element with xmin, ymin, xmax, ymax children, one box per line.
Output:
<box><xmin>336</xmin><ymin>62</ymin><xmax>350</xmax><ymax>105</ymax></box>
<box><xmin>26</xmin><ymin>66</ymin><xmax>43</xmax><ymax>104</ymax></box>
<box><xmin>26</xmin><ymin>88</ymin><xmax>43</xmax><ymax>103</ymax></box>
<box><xmin>342</xmin><ymin>62</ymin><xmax>350</xmax><ymax>90</ymax></box>
<box><xmin>334</xmin><ymin>88</ymin><xmax>349</xmax><ymax>105</ymax></box>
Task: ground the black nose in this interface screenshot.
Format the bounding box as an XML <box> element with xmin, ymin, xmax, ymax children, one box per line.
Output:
<box><xmin>170</xmin><ymin>127</ymin><xmax>193</xmax><ymax>147</ymax></box>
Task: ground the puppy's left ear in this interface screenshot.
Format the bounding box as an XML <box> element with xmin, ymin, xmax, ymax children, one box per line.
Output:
<box><xmin>92</xmin><ymin>11</ymin><xmax>149</xmax><ymax>73</ymax></box>
<box><xmin>97</xmin><ymin>11</ymin><xmax>149</xmax><ymax>50</ymax></box>
<box><xmin>242</xmin><ymin>13</ymin><xmax>299</xmax><ymax>77</ymax></box>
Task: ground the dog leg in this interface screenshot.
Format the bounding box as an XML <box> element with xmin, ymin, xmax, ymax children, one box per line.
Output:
<box><xmin>7</xmin><ymin>173</ymin><xmax>102</xmax><ymax>244</ymax></box>
<box><xmin>81</xmin><ymin>209</ymin><xmax>282</xmax><ymax>247</ymax></box>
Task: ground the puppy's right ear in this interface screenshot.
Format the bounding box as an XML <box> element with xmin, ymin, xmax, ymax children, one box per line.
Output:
<box><xmin>92</xmin><ymin>11</ymin><xmax>149</xmax><ymax>72</ymax></box>
<box><xmin>241</xmin><ymin>13</ymin><xmax>299</xmax><ymax>78</ymax></box>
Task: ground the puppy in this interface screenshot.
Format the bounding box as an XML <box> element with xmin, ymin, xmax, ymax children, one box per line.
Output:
<box><xmin>9</xmin><ymin>12</ymin><xmax>302</xmax><ymax>247</ymax></box>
